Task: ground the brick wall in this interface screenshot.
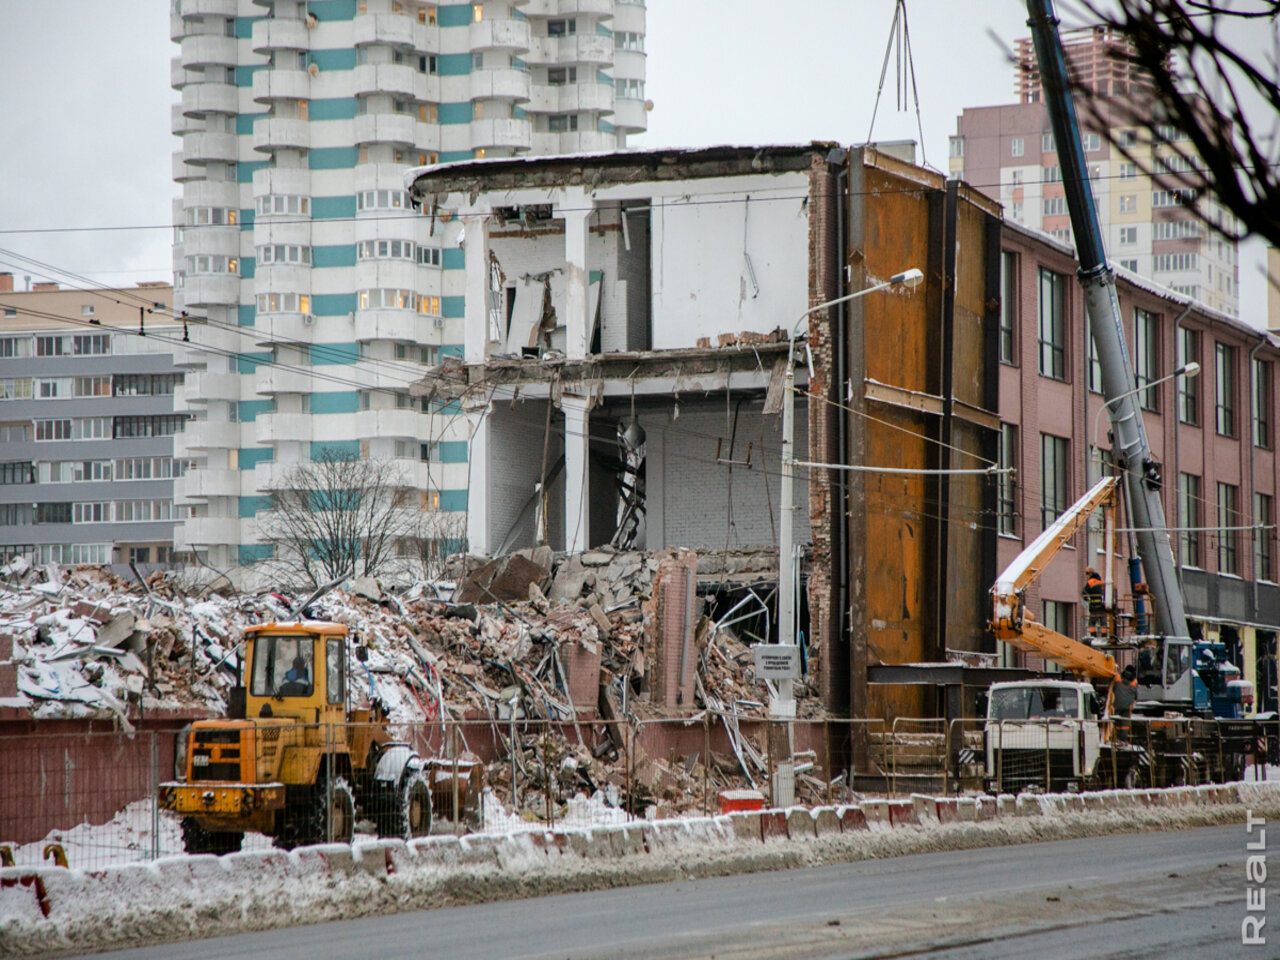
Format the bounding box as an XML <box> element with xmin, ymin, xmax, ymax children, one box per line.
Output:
<box><xmin>558</xmin><ymin>636</ymin><xmax>602</xmax><ymax>716</ymax></box>
<box><xmin>487</xmin><ymin>400</ymin><xmax>562</xmax><ymax>551</ymax></box>
<box><xmin>645</xmin><ymin>548</ymin><xmax>699</xmax><ymax>709</ymax></box>
<box><xmin>999</xmin><ymin>222</ymin><xmax>1280</xmax><ymax>664</ymax></box>
<box><xmin>805</xmin><ymin>155</ymin><xmax>839</xmax><ymax>713</ymax></box>
<box><xmin>651</xmin><ymin>401</ymin><xmax>808</xmax><ymax>552</ymax></box>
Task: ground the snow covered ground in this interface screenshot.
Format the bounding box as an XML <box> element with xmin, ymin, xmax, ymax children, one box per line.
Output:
<box><xmin>4</xmin><ymin>782</ymin><xmax>1277</xmax><ymax>959</ymax></box>
<box><xmin>8</xmin><ymin>788</ymin><xmax>635</xmax><ymax>870</ymax></box>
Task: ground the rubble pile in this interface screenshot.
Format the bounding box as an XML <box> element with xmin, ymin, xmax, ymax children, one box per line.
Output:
<box><xmin>0</xmin><ymin>545</ymin><xmax>828</xmax><ymax>817</ymax></box>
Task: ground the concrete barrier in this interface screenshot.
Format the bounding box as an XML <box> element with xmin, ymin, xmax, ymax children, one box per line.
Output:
<box><xmin>1014</xmin><ymin>794</ymin><xmax>1042</xmax><ymax>817</ymax></box>
<box><xmin>837</xmin><ymin>805</ymin><xmax>868</xmax><ymax>831</ymax></box>
<box><xmin>0</xmin><ymin>869</ymin><xmax>52</xmax><ymax>921</ymax></box>
<box><xmin>786</xmin><ymin>809</ymin><xmax>817</xmax><ymax>839</ymax></box>
<box><xmin>861</xmin><ymin>800</ymin><xmax>890</xmax><ymax>829</ymax></box>
<box><xmin>10</xmin><ymin>780</ymin><xmax>1280</xmax><ymax>959</ymax></box>
<box><xmin>726</xmin><ymin>811</ymin><xmax>762</xmax><ymax>841</ymax></box>
<box><xmin>683</xmin><ymin>818</ymin><xmax>720</xmax><ymax>844</ymax></box>
<box><xmin>934</xmin><ymin>798</ymin><xmax>959</xmax><ymax>824</ymax></box>
<box><xmin>352</xmin><ymin>839</ymin><xmax>404</xmax><ymax>877</ymax></box>
<box><xmin>222</xmin><ymin>849</ymin><xmax>291</xmax><ymax>881</ymax></box>
<box><xmin>409</xmin><ymin>834</ymin><xmax>461</xmax><ymax>867</ymax></box>
<box><xmin>886</xmin><ymin>800</ymin><xmax>918</xmax><ymax>827</ymax></box>
<box><xmin>155</xmin><ymin>852</ymin><xmax>233</xmax><ymax>886</ymax></box>
<box><xmin>616</xmin><ymin>824</ymin><xmax>647</xmax><ymax>856</ymax></box>
<box><xmin>494</xmin><ymin>832</ymin><xmax>542</xmax><ymax>870</ymax></box>
<box><xmin>814</xmin><ymin>808</ymin><xmax>842</xmax><ymax>836</ymax></box>
<box><xmin>760</xmin><ymin>810</ymin><xmax>789</xmax><ymax>842</ymax></box>
<box><xmin>910</xmin><ymin>795</ymin><xmax>939</xmax><ymax>825</ymax></box>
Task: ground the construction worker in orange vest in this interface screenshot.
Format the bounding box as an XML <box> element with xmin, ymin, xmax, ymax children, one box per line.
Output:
<box><xmin>1083</xmin><ymin>566</ymin><xmax>1107</xmax><ymax>643</ymax></box>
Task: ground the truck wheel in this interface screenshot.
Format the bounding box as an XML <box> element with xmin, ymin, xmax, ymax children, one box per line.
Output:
<box><xmin>181</xmin><ymin>818</ymin><xmax>243</xmax><ymax>855</ymax></box>
<box><xmin>309</xmin><ymin>775</ymin><xmax>355</xmax><ymax>845</ymax></box>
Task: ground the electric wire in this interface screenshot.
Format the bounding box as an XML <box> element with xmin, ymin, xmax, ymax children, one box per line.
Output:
<box><xmin>2</xmin><ymin>238</ymin><xmax>1271</xmax><ymax>553</ymax></box>
<box><xmin>3</xmin><ymin>159</ymin><xmax>1277</xmax><ymax>238</ymax></box>
<box><xmin>0</xmin><ymin>250</ymin><xmax>444</xmax><ymax>383</ymax></box>
<box><xmin>5</xmin><ymin>291</ymin><xmax>1268</xmax><ymax>552</ymax></box>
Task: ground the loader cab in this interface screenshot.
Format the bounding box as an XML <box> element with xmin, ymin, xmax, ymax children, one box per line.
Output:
<box><xmin>1193</xmin><ymin>641</ymin><xmax>1249</xmax><ymax>718</ymax></box>
<box><xmin>243</xmin><ymin>622</ymin><xmax>348</xmax><ymax>723</ymax></box>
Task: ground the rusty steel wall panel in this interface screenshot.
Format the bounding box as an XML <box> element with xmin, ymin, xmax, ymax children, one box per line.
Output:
<box><xmin>849</xmin><ymin>158</ymin><xmax>938</xmax><ymax>723</ymax></box>
<box><xmin>944</xmin><ymin>197</ymin><xmax>1001</xmax><ymax>655</ymax></box>
<box><xmin>844</xmin><ymin>149</ymin><xmax>997</xmax><ymax>727</ymax></box>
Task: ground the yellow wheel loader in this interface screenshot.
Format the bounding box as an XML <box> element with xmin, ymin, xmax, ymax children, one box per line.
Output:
<box><xmin>160</xmin><ymin>620</ymin><xmax>474</xmax><ymax>854</ymax></box>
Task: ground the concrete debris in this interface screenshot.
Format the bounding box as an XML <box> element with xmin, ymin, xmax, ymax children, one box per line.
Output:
<box><xmin>455</xmin><ymin>554</ymin><xmax>551</xmax><ymax>605</ymax></box>
<box><xmin>349</xmin><ymin>576</ymin><xmax>383</xmax><ymax>602</ymax></box>
<box><xmin>0</xmin><ymin>546</ymin><xmax>823</xmax><ymax>818</ymax></box>
<box><xmin>96</xmin><ymin>611</ymin><xmax>138</xmax><ymax>650</ymax></box>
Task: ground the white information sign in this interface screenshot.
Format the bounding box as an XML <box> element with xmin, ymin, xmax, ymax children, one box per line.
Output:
<box><xmin>753</xmin><ymin>643</ymin><xmax>801</xmax><ymax>681</ymax></box>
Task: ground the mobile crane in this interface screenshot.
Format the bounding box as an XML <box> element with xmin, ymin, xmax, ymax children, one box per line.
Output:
<box><xmin>978</xmin><ymin>0</ymin><xmax>1254</xmax><ymax>792</ymax></box>
<box><xmin>986</xmin><ymin>474</ymin><xmax>1249</xmax><ymax>790</ymax></box>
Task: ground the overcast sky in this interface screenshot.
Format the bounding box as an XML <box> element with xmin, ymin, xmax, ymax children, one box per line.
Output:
<box><xmin>0</xmin><ymin>1</ymin><xmax>1270</xmax><ymax>323</ymax></box>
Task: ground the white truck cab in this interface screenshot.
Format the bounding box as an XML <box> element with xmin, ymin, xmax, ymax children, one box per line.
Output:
<box><xmin>984</xmin><ymin>679</ymin><xmax>1101</xmax><ymax>793</ymax></box>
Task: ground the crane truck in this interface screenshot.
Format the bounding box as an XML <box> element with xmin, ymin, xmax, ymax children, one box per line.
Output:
<box><xmin>979</xmin><ymin>0</ymin><xmax>1255</xmax><ymax>793</ymax></box>
<box><xmin>987</xmin><ymin>476</ymin><xmax>1251</xmax><ymax>791</ymax></box>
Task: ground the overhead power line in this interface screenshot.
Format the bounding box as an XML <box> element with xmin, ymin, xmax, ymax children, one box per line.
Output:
<box><xmin>3</xmin><ymin>160</ymin><xmax>1276</xmax><ymax>238</ymax></box>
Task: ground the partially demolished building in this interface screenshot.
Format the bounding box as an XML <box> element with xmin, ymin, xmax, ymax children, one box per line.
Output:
<box><xmin>406</xmin><ymin>145</ymin><xmax>1005</xmax><ymax>723</ymax></box>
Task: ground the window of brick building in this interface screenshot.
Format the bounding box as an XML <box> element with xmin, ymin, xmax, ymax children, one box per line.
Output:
<box><xmin>1038</xmin><ymin>268</ymin><xmax>1066</xmax><ymax>380</ymax></box>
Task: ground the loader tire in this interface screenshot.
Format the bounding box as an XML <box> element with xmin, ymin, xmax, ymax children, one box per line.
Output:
<box><xmin>310</xmin><ymin>775</ymin><xmax>356</xmax><ymax>845</ymax></box>
<box><xmin>181</xmin><ymin>818</ymin><xmax>242</xmax><ymax>856</ymax></box>
<box><xmin>381</xmin><ymin>771</ymin><xmax>432</xmax><ymax>840</ymax></box>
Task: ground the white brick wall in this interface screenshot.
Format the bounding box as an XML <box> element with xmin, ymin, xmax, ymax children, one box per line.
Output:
<box><xmin>644</xmin><ymin>399</ymin><xmax>808</xmax><ymax>551</ymax></box>
<box><xmin>485</xmin><ymin>399</ymin><xmax>562</xmax><ymax>552</ymax></box>
<box><xmin>489</xmin><ymin>220</ymin><xmax>623</xmax><ymax>354</ymax></box>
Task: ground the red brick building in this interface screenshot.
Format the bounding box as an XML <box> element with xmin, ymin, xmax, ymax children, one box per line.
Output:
<box><xmin>998</xmin><ymin>220</ymin><xmax>1279</xmax><ymax>712</ymax></box>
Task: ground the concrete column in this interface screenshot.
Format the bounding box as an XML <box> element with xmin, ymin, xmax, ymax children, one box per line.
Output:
<box><xmin>460</xmin><ymin>206</ymin><xmax>492</xmax><ymax>364</ymax></box>
<box><xmin>556</xmin><ymin>188</ymin><xmax>592</xmax><ymax>359</ymax></box>
<box><xmin>466</xmin><ymin>402</ymin><xmax>491</xmax><ymax>554</ymax></box>
<box><xmin>562</xmin><ymin>393</ymin><xmax>590</xmax><ymax>553</ymax></box>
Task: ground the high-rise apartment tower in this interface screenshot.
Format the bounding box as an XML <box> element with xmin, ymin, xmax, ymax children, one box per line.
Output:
<box><xmin>170</xmin><ymin>0</ymin><xmax>647</xmax><ymax>575</ymax></box>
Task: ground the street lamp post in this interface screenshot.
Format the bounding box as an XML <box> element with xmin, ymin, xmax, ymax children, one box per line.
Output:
<box><xmin>1089</xmin><ymin>360</ymin><xmax>1199</xmax><ymax>614</ymax></box>
<box><xmin>1092</xmin><ymin>361</ymin><xmax>1200</xmax><ymax>452</ymax></box>
<box><xmin>775</xmin><ymin>268</ymin><xmax>923</xmax><ymax>721</ymax></box>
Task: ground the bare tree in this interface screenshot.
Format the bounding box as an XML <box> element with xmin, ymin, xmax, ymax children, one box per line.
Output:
<box><xmin>412</xmin><ymin>509</ymin><xmax>470</xmax><ymax>581</ymax></box>
<box><xmin>1061</xmin><ymin>0</ymin><xmax>1280</xmax><ymax>248</ymax></box>
<box><xmin>256</xmin><ymin>449</ymin><xmax>420</xmax><ymax>588</ymax></box>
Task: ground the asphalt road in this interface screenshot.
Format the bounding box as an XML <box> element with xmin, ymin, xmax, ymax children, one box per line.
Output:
<box><xmin>77</xmin><ymin>824</ymin><xmax>1259</xmax><ymax>960</ymax></box>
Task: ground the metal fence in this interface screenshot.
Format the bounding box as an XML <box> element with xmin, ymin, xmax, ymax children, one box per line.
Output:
<box><xmin>0</xmin><ymin>728</ymin><xmax>185</xmax><ymax>870</ymax></box>
<box><xmin>2</xmin><ymin>715</ymin><xmax>1275</xmax><ymax>870</ymax></box>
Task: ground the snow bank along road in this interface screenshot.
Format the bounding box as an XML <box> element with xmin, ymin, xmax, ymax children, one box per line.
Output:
<box><xmin>70</xmin><ymin>823</ymin><xmax>1252</xmax><ymax>960</ymax></box>
<box><xmin>5</xmin><ymin>781</ymin><xmax>1277</xmax><ymax>958</ymax></box>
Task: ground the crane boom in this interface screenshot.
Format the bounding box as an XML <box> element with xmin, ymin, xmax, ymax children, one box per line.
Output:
<box><xmin>990</xmin><ymin>477</ymin><xmax>1119</xmax><ymax>678</ymax></box>
<box><xmin>1024</xmin><ymin>0</ymin><xmax>1191</xmax><ymax>645</ymax></box>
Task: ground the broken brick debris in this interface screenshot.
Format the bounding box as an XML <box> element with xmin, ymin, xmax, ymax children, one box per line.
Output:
<box><xmin>0</xmin><ymin>545</ymin><xmax>830</xmax><ymax>820</ymax></box>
